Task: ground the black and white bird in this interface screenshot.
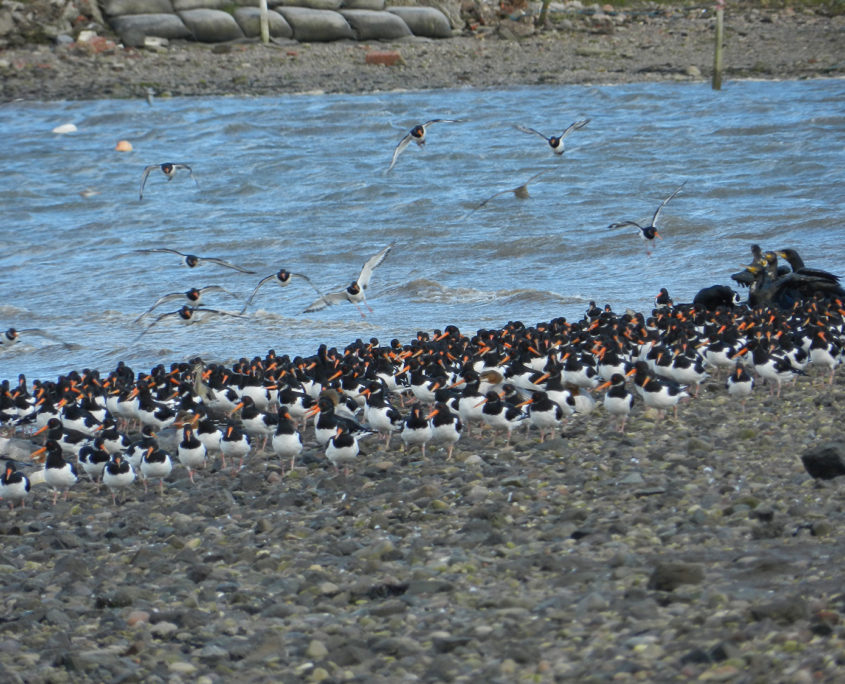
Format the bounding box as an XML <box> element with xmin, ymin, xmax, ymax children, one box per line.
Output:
<box><xmin>132</xmin><ymin>305</ymin><xmax>245</xmax><ymax>342</ymax></box>
<box><xmin>387</xmin><ymin>118</ymin><xmax>461</xmax><ymax>172</ymax></box>
<box><xmin>518</xmin><ymin>390</ymin><xmax>563</xmax><ymax>443</ymax></box>
<box><xmin>102</xmin><ymin>454</ymin><xmax>135</xmax><ymax>505</ymax></box>
<box><xmin>220</xmin><ymin>421</ymin><xmax>251</xmax><ymax>472</ymax></box>
<box><xmin>271</xmin><ymin>407</ymin><xmax>303</xmax><ymax>473</ymax></box>
<box><xmin>325</xmin><ymin>426</ymin><xmax>369</xmax><ymax>475</ymax></box>
<box><xmin>139</xmin><ymin>162</ymin><xmax>198</xmax><ymax>200</ymax></box>
<box><xmin>140</xmin><ymin>446</ymin><xmax>173</xmax><ymax>495</ymax></box>
<box><xmin>177</xmin><ymin>424</ymin><xmax>207</xmax><ymax>483</ymax></box>
<box><xmin>598</xmin><ymin>373</ymin><xmax>634</xmax><ymax>433</ymax></box>
<box><xmin>240</xmin><ymin>269</ymin><xmax>325</xmax><ymax>314</ymax></box>
<box><xmin>725</xmin><ymin>365</ymin><xmax>754</xmax><ymax>407</ymax></box>
<box><xmin>515</xmin><ymin>119</ymin><xmax>589</xmax><ymax>155</ymax></box>
<box><xmin>400</xmin><ymin>404</ymin><xmax>433</xmax><ymax>458</ymax></box>
<box><xmin>361</xmin><ymin>381</ymin><xmax>404</xmax><ymax>448</ymax></box>
<box><xmin>35</xmin><ymin>439</ymin><xmax>78</xmax><ymax>504</ymax></box>
<box><xmin>134</xmin><ymin>286</ymin><xmax>237</xmax><ymax>322</ymax></box>
<box><xmin>427</xmin><ymin>402</ymin><xmax>462</xmax><ymax>460</ymax></box>
<box><xmin>133</xmin><ymin>247</ymin><xmax>256</xmax><ymax>274</ymax></box>
<box><xmin>609</xmin><ymin>182</ymin><xmax>686</xmax><ymax>255</ymax></box>
<box><xmin>1</xmin><ymin>460</ymin><xmax>30</xmax><ymax>510</ymax></box>
<box><xmin>303</xmin><ymin>244</ymin><xmax>393</xmax><ymax>318</ymax></box>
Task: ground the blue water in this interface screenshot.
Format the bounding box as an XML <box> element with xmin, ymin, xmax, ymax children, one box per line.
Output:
<box><xmin>1</xmin><ymin>78</ymin><xmax>843</xmax><ymax>382</ymax></box>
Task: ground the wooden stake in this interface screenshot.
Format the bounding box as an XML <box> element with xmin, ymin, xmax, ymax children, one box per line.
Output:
<box><xmin>712</xmin><ymin>0</ymin><xmax>725</xmax><ymax>90</ymax></box>
<box><xmin>259</xmin><ymin>0</ymin><xmax>270</xmax><ymax>44</ymax></box>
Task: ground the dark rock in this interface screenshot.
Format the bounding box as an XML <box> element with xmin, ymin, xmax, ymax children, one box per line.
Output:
<box><xmin>750</xmin><ymin>595</ymin><xmax>808</xmax><ymax>624</ymax></box>
<box><xmin>647</xmin><ymin>562</ymin><xmax>704</xmax><ymax>591</ymax></box>
<box><xmin>800</xmin><ymin>442</ymin><xmax>845</xmax><ymax>479</ymax></box>
<box><xmin>186</xmin><ymin>564</ymin><xmax>212</xmax><ymax>583</ymax></box>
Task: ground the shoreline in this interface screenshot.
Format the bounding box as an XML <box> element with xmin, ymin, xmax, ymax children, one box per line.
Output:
<box><xmin>2</xmin><ymin>298</ymin><xmax>844</xmax><ymax>682</ymax></box>
<box><xmin>2</xmin><ymin>4</ymin><xmax>844</xmax><ymax>103</ymax></box>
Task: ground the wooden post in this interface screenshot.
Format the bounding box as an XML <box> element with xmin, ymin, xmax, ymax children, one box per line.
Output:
<box><xmin>259</xmin><ymin>0</ymin><xmax>270</xmax><ymax>44</ymax></box>
<box><xmin>712</xmin><ymin>0</ymin><xmax>725</xmax><ymax>90</ymax></box>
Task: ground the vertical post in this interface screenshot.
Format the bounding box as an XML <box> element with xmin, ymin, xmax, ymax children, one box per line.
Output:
<box><xmin>712</xmin><ymin>0</ymin><xmax>724</xmax><ymax>90</ymax></box>
<box><xmin>259</xmin><ymin>0</ymin><xmax>270</xmax><ymax>44</ymax></box>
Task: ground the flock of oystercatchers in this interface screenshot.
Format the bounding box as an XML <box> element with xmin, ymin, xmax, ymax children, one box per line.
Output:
<box><xmin>1</xmin><ymin>241</ymin><xmax>842</xmax><ymax>509</ymax></box>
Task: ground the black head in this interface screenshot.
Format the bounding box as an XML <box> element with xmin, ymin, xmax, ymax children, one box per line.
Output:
<box><xmin>161</xmin><ymin>162</ymin><xmax>174</xmax><ymax>174</ymax></box>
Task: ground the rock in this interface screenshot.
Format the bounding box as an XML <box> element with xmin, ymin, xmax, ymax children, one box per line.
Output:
<box><xmin>306</xmin><ymin>639</ymin><xmax>329</xmax><ymax>659</ymax></box>
<box><xmin>750</xmin><ymin>595</ymin><xmax>808</xmax><ymax>624</ymax></box>
<box><xmin>647</xmin><ymin>562</ymin><xmax>704</xmax><ymax>591</ymax></box>
<box><xmin>800</xmin><ymin>442</ymin><xmax>845</xmax><ymax>479</ymax></box>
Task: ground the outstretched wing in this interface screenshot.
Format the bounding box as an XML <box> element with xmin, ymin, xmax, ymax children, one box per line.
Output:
<box><xmin>134</xmin><ymin>247</ymin><xmax>189</xmax><ymax>258</ymax></box>
<box><xmin>357</xmin><ymin>244</ymin><xmax>393</xmax><ymax>290</ymax></box>
<box><xmin>515</xmin><ymin>125</ymin><xmax>550</xmax><ymax>142</ymax></box>
<box><xmin>559</xmin><ymin>119</ymin><xmax>590</xmax><ymax>140</ymax></box>
<box><xmin>608</xmin><ymin>220</ymin><xmax>643</xmax><ymax>231</ymax></box>
<box><xmin>173</xmin><ymin>163</ymin><xmax>199</xmax><ymax>188</ymax></box>
<box><xmin>240</xmin><ymin>274</ymin><xmax>278</xmax><ymax>313</ymax></box>
<box><xmin>652</xmin><ymin>181</ymin><xmax>686</xmax><ymax>227</ymax></box>
<box><xmin>302</xmin><ymin>291</ymin><xmax>349</xmax><ymax>314</ymax></box>
<box><xmin>201</xmin><ymin>257</ymin><xmax>256</xmax><ymax>274</ymax></box>
<box><xmin>387</xmin><ymin>132</ymin><xmax>414</xmax><ymax>172</ymax></box>
<box><xmin>139</xmin><ymin>165</ymin><xmax>159</xmax><ymax>200</ymax></box>
<box><xmin>134</xmin><ymin>291</ymin><xmax>184</xmax><ymax>322</ymax></box>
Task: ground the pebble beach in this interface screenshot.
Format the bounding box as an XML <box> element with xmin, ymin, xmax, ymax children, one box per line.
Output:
<box><xmin>2</xmin><ymin>1</ymin><xmax>845</xmax><ymax>682</ymax></box>
<box><xmin>2</xmin><ymin>300</ymin><xmax>845</xmax><ymax>683</ymax></box>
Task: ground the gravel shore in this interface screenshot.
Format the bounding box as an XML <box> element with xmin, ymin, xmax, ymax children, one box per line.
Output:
<box><xmin>2</xmin><ymin>2</ymin><xmax>845</xmax><ymax>681</ymax></box>
<box><xmin>2</xmin><ymin>335</ymin><xmax>845</xmax><ymax>682</ymax></box>
<box><xmin>1</xmin><ymin>3</ymin><xmax>844</xmax><ymax>102</ymax></box>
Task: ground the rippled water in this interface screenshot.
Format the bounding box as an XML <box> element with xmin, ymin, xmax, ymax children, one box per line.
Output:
<box><xmin>1</xmin><ymin>79</ymin><xmax>843</xmax><ymax>382</ymax></box>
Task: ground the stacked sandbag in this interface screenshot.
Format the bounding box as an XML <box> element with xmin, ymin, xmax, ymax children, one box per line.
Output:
<box><xmin>103</xmin><ymin>0</ymin><xmax>455</xmax><ymax>44</ymax></box>
<box><xmin>104</xmin><ymin>0</ymin><xmax>192</xmax><ymax>46</ymax></box>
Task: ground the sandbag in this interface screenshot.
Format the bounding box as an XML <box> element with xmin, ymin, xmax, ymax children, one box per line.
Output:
<box><xmin>276</xmin><ymin>7</ymin><xmax>354</xmax><ymax>42</ymax></box>
<box><xmin>102</xmin><ymin>0</ymin><xmax>173</xmax><ymax>16</ymax></box>
<box><xmin>233</xmin><ymin>7</ymin><xmax>293</xmax><ymax>38</ymax></box>
<box><xmin>178</xmin><ymin>9</ymin><xmax>245</xmax><ymax>42</ymax></box>
<box><xmin>110</xmin><ymin>13</ymin><xmax>192</xmax><ymax>43</ymax></box>
<box><xmin>339</xmin><ymin>9</ymin><xmax>411</xmax><ymax>40</ymax></box>
<box><xmin>387</xmin><ymin>6</ymin><xmax>452</xmax><ymax>38</ymax></box>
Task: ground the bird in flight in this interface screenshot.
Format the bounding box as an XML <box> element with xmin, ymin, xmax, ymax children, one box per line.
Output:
<box><xmin>133</xmin><ymin>248</ymin><xmax>256</xmax><ymax>274</ymax></box>
<box><xmin>608</xmin><ymin>182</ymin><xmax>687</xmax><ymax>255</ymax></box>
<box><xmin>132</xmin><ymin>305</ymin><xmax>245</xmax><ymax>342</ymax></box>
<box><xmin>515</xmin><ymin>119</ymin><xmax>590</xmax><ymax>155</ymax></box>
<box><xmin>303</xmin><ymin>244</ymin><xmax>394</xmax><ymax>318</ymax></box>
<box><xmin>463</xmin><ymin>169</ymin><xmax>549</xmax><ymax>218</ymax></box>
<box><xmin>241</xmin><ymin>269</ymin><xmax>325</xmax><ymax>314</ymax></box>
<box><xmin>387</xmin><ymin>119</ymin><xmax>461</xmax><ymax>172</ymax></box>
<box><xmin>139</xmin><ymin>162</ymin><xmax>198</xmax><ymax>200</ymax></box>
<box><xmin>134</xmin><ymin>286</ymin><xmax>238</xmax><ymax>322</ymax></box>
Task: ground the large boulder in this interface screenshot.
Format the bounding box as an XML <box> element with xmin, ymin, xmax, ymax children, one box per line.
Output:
<box><xmin>275</xmin><ymin>7</ymin><xmax>354</xmax><ymax>41</ymax></box>
<box><xmin>339</xmin><ymin>9</ymin><xmax>411</xmax><ymax>40</ymax></box>
<box><xmin>178</xmin><ymin>9</ymin><xmax>245</xmax><ymax>41</ymax></box>
<box><xmin>110</xmin><ymin>14</ymin><xmax>192</xmax><ymax>44</ymax></box>
<box><xmin>387</xmin><ymin>6</ymin><xmax>452</xmax><ymax>38</ymax></box>
<box><xmin>102</xmin><ymin>0</ymin><xmax>174</xmax><ymax>16</ymax></box>
<box><xmin>233</xmin><ymin>7</ymin><xmax>293</xmax><ymax>38</ymax></box>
